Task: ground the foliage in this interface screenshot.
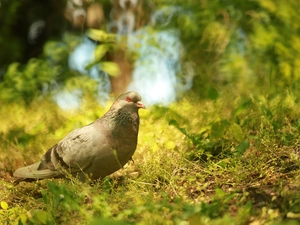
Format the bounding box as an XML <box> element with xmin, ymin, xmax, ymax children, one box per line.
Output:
<box><xmin>85</xmin><ymin>29</ymin><xmax>121</xmax><ymax>77</ymax></box>
<box><xmin>0</xmin><ymin>59</ymin><xmax>58</xmax><ymax>104</ymax></box>
<box><xmin>0</xmin><ymin>32</ymin><xmax>112</xmax><ymax>106</ymax></box>
<box><xmin>154</xmin><ymin>0</ymin><xmax>300</xmax><ymax>96</ymax></box>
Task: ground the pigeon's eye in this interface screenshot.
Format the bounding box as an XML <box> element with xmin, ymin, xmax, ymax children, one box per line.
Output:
<box><xmin>126</xmin><ymin>96</ymin><xmax>132</xmax><ymax>102</ymax></box>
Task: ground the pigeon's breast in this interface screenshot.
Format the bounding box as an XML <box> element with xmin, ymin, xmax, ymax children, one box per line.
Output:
<box><xmin>110</xmin><ymin>111</ymin><xmax>139</xmax><ymax>163</ymax></box>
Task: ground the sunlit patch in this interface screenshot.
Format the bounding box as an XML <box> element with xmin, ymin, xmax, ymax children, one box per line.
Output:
<box><xmin>57</xmin><ymin>5</ymin><xmax>193</xmax><ymax>110</ymax></box>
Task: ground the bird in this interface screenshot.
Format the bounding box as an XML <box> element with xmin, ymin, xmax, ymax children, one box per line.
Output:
<box><xmin>13</xmin><ymin>91</ymin><xmax>145</xmax><ymax>184</ymax></box>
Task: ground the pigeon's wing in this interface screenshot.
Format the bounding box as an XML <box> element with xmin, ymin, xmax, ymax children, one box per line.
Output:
<box><xmin>38</xmin><ymin>123</ymin><xmax>106</xmax><ymax>174</ymax></box>
<box><xmin>13</xmin><ymin>161</ymin><xmax>62</xmax><ymax>183</ymax></box>
<box><xmin>13</xmin><ymin>123</ymin><xmax>107</xmax><ymax>182</ymax></box>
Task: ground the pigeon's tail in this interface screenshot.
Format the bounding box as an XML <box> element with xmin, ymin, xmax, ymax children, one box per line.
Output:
<box><xmin>13</xmin><ymin>162</ymin><xmax>60</xmax><ymax>184</ymax></box>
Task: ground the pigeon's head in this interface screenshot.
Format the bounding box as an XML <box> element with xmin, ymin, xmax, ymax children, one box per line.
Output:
<box><xmin>115</xmin><ymin>91</ymin><xmax>146</xmax><ymax>111</ymax></box>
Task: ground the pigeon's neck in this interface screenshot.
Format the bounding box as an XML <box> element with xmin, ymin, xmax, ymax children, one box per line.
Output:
<box><xmin>102</xmin><ymin>106</ymin><xmax>140</xmax><ymax>134</ymax></box>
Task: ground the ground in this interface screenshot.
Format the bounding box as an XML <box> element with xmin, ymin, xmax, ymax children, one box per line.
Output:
<box><xmin>0</xmin><ymin>88</ymin><xmax>300</xmax><ymax>225</ymax></box>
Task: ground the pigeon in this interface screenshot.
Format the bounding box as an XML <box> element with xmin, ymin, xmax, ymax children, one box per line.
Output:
<box><xmin>13</xmin><ymin>91</ymin><xmax>145</xmax><ymax>184</ymax></box>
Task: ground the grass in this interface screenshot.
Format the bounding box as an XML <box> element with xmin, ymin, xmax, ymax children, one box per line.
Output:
<box><xmin>0</xmin><ymin>86</ymin><xmax>300</xmax><ymax>225</ymax></box>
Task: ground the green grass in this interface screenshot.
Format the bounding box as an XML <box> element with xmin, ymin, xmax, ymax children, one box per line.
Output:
<box><xmin>1</xmin><ymin>87</ymin><xmax>300</xmax><ymax>225</ymax></box>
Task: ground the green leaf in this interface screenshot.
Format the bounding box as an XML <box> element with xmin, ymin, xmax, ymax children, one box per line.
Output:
<box><xmin>169</xmin><ymin>119</ymin><xmax>188</xmax><ymax>136</ymax></box>
<box><xmin>208</xmin><ymin>87</ymin><xmax>219</xmax><ymax>100</ymax></box>
<box><xmin>211</xmin><ymin>121</ymin><xmax>226</xmax><ymax>139</ymax></box>
<box><xmin>87</xmin><ymin>29</ymin><xmax>116</xmax><ymax>42</ymax></box>
<box><xmin>94</xmin><ymin>45</ymin><xmax>109</xmax><ymax>61</ymax></box>
<box><xmin>214</xmin><ymin>188</ymin><xmax>225</xmax><ymax>198</ymax></box>
<box><xmin>230</xmin><ymin>123</ymin><xmax>244</xmax><ymax>142</ymax></box>
<box><xmin>235</xmin><ymin>140</ymin><xmax>250</xmax><ymax>156</ymax></box>
<box><xmin>85</xmin><ymin>45</ymin><xmax>109</xmax><ymax>71</ymax></box>
<box><xmin>233</xmin><ymin>100</ymin><xmax>252</xmax><ymax>117</ymax></box>
<box><xmin>0</xmin><ymin>201</ymin><xmax>8</xmax><ymax>210</ymax></box>
<box><xmin>169</xmin><ymin>119</ymin><xmax>198</xmax><ymax>145</ymax></box>
<box><xmin>90</xmin><ymin>218</ymin><xmax>130</xmax><ymax>225</ymax></box>
<box><xmin>169</xmin><ymin>119</ymin><xmax>179</xmax><ymax>128</ymax></box>
<box><xmin>18</xmin><ymin>214</ymin><xmax>28</xmax><ymax>225</ymax></box>
<box><xmin>33</xmin><ymin>210</ymin><xmax>48</xmax><ymax>224</ymax></box>
<box><xmin>100</xmin><ymin>62</ymin><xmax>121</xmax><ymax>77</ymax></box>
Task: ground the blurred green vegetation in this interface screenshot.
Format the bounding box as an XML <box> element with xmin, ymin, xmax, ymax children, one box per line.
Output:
<box><xmin>1</xmin><ymin>0</ymin><xmax>300</xmax><ymax>224</ymax></box>
<box><xmin>1</xmin><ymin>0</ymin><xmax>299</xmax><ymax>103</ymax></box>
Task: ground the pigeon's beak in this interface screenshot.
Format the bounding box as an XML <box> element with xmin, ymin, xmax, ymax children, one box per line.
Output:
<box><xmin>137</xmin><ymin>101</ymin><xmax>146</xmax><ymax>109</ymax></box>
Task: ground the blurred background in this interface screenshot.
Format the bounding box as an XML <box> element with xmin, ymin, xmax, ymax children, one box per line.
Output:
<box><xmin>0</xmin><ymin>0</ymin><xmax>299</xmax><ymax>109</ymax></box>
